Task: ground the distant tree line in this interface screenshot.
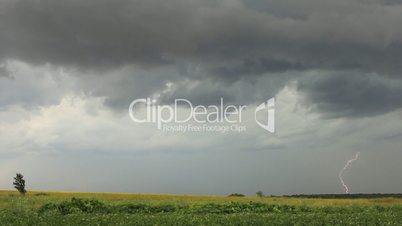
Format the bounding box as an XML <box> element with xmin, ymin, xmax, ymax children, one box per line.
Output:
<box><xmin>285</xmin><ymin>193</ymin><xmax>402</xmax><ymax>199</ymax></box>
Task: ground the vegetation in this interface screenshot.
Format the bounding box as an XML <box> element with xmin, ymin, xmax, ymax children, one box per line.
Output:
<box><xmin>256</xmin><ymin>190</ymin><xmax>264</xmax><ymax>197</ymax></box>
<box><xmin>13</xmin><ymin>173</ymin><xmax>26</xmax><ymax>196</ymax></box>
<box><xmin>1</xmin><ymin>191</ymin><xmax>402</xmax><ymax>225</ymax></box>
<box><xmin>228</xmin><ymin>193</ymin><xmax>245</xmax><ymax>197</ymax></box>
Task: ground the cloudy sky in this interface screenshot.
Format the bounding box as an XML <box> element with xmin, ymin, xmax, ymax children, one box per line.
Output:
<box><xmin>1</xmin><ymin>0</ymin><xmax>402</xmax><ymax>195</ymax></box>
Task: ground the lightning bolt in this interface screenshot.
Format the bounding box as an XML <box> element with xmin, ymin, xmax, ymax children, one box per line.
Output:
<box><xmin>338</xmin><ymin>152</ymin><xmax>360</xmax><ymax>194</ymax></box>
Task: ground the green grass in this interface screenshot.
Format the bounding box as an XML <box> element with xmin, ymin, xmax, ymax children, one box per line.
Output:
<box><xmin>1</xmin><ymin>190</ymin><xmax>402</xmax><ymax>225</ymax></box>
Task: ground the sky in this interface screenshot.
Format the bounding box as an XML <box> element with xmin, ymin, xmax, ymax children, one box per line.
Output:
<box><xmin>1</xmin><ymin>0</ymin><xmax>402</xmax><ymax>195</ymax></box>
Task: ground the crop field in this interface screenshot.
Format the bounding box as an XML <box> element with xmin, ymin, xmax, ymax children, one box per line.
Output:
<box><xmin>1</xmin><ymin>190</ymin><xmax>402</xmax><ymax>225</ymax></box>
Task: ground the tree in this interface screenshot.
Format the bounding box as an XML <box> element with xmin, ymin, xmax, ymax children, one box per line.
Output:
<box><xmin>13</xmin><ymin>173</ymin><xmax>26</xmax><ymax>195</ymax></box>
<box><xmin>256</xmin><ymin>190</ymin><xmax>264</xmax><ymax>197</ymax></box>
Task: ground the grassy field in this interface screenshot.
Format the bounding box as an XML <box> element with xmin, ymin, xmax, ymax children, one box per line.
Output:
<box><xmin>1</xmin><ymin>190</ymin><xmax>402</xmax><ymax>225</ymax></box>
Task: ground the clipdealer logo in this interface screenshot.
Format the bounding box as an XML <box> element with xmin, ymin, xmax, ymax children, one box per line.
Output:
<box><xmin>128</xmin><ymin>98</ymin><xmax>275</xmax><ymax>133</ymax></box>
<box><xmin>255</xmin><ymin>98</ymin><xmax>275</xmax><ymax>133</ymax></box>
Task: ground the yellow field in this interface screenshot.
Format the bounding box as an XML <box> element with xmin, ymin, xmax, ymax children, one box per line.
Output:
<box><xmin>1</xmin><ymin>190</ymin><xmax>402</xmax><ymax>209</ymax></box>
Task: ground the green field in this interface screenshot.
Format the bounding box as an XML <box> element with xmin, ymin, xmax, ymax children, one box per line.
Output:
<box><xmin>1</xmin><ymin>190</ymin><xmax>402</xmax><ymax>225</ymax></box>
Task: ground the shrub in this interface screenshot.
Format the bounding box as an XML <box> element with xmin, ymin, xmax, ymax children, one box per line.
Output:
<box><xmin>228</xmin><ymin>193</ymin><xmax>245</xmax><ymax>197</ymax></box>
<box><xmin>13</xmin><ymin>173</ymin><xmax>26</xmax><ymax>195</ymax></box>
<box><xmin>39</xmin><ymin>198</ymin><xmax>110</xmax><ymax>215</ymax></box>
<box><xmin>256</xmin><ymin>191</ymin><xmax>264</xmax><ymax>197</ymax></box>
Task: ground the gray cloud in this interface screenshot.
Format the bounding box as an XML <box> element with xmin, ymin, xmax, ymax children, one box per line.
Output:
<box><xmin>297</xmin><ymin>71</ymin><xmax>402</xmax><ymax>118</ymax></box>
<box><xmin>3</xmin><ymin>0</ymin><xmax>402</xmax><ymax>195</ymax></box>
<box><xmin>0</xmin><ymin>61</ymin><xmax>76</xmax><ymax>109</ymax></box>
<box><xmin>0</xmin><ymin>64</ymin><xmax>13</xmax><ymax>78</ymax></box>
<box><xmin>1</xmin><ymin>0</ymin><xmax>402</xmax><ymax>117</ymax></box>
<box><xmin>1</xmin><ymin>0</ymin><xmax>401</xmax><ymax>72</ymax></box>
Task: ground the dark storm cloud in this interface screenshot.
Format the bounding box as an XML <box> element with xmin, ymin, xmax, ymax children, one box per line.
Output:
<box><xmin>1</xmin><ymin>0</ymin><xmax>401</xmax><ymax>72</ymax></box>
<box><xmin>0</xmin><ymin>0</ymin><xmax>218</xmax><ymax>68</ymax></box>
<box><xmin>212</xmin><ymin>57</ymin><xmax>305</xmax><ymax>81</ymax></box>
<box><xmin>1</xmin><ymin>0</ymin><xmax>402</xmax><ymax>117</ymax></box>
<box><xmin>297</xmin><ymin>71</ymin><xmax>402</xmax><ymax>118</ymax></box>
